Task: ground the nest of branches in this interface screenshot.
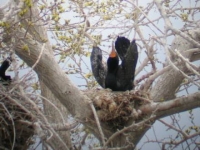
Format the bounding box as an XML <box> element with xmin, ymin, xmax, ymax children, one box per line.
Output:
<box><xmin>0</xmin><ymin>84</ymin><xmax>34</xmax><ymax>150</ymax></box>
<box><xmin>86</xmin><ymin>89</ymin><xmax>150</xmax><ymax>129</ymax></box>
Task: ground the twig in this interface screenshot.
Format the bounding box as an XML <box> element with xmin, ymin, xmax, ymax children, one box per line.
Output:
<box><xmin>174</xmin><ymin>49</ymin><xmax>200</xmax><ymax>78</ymax></box>
<box><xmin>18</xmin><ymin>86</ymin><xmax>69</xmax><ymax>149</ymax></box>
<box><xmin>33</xmin><ymin>93</ymin><xmax>66</xmax><ymax>124</ymax></box>
<box><xmin>0</xmin><ymin>102</ymin><xmax>16</xmax><ymax>150</ymax></box>
<box><xmin>158</xmin><ymin>119</ymin><xmax>188</xmax><ymax>138</ymax></box>
<box><xmin>89</xmin><ymin>101</ymin><xmax>106</xmax><ymax>146</ymax></box>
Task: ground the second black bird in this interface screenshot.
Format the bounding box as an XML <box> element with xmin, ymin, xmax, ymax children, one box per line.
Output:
<box><xmin>0</xmin><ymin>58</ymin><xmax>12</xmax><ymax>83</ymax></box>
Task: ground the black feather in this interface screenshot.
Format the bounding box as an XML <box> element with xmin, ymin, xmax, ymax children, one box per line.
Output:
<box><xmin>115</xmin><ymin>36</ymin><xmax>130</xmax><ymax>61</ymax></box>
<box><xmin>115</xmin><ymin>39</ymin><xmax>138</xmax><ymax>91</ymax></box>
<box><xmin>90</xmin><ymin>47</ymin><xmax>107</xmax><ymax>88</ymax></box>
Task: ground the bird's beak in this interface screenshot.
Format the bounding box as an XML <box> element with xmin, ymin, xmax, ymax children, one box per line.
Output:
<box><xmin>109</xmin><ymin>42</ymin><xmax>117</xmax><ymax>58</ymax></box>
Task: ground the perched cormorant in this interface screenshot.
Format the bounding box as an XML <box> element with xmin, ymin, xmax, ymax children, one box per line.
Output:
<box><xmin>91</xmin><ymin>36</ymin><xmax>138</xmax><ymax>91</ymax></box>
<box><xmin>0</xmin><ymin>58</ymin><xmax>12</xmax><ymax>82</ymax></box>
<box><xmin>105</xmin><ymin>43</ymin><xmax>119</xmax><ymax>90</ymax></box>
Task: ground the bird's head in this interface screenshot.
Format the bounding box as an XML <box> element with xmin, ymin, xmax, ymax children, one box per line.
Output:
<box><xmin>109</xmin><ymin>42</ymin><xmax>118</xmax><ymax>58</ymax></box>
<box><xmin>107</xmin><ymin>42</ymin><xmax>119</xmax><ymax>72</ymax></box>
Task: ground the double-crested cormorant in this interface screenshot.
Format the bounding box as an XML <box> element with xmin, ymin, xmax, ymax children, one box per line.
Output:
<box><xmin>91</xmin><ymin>36</ymin><xmax>138</xmax><ymax>91</ymax></box>
<box><xmin>0</xmin><ymin>58</ymin><xmax>12</xmax><ymax>82</ymax></box>
<box><xmin>105</xmin><ymin>43</ymin><xmax>119</xmax><ymax>90</ymax></box>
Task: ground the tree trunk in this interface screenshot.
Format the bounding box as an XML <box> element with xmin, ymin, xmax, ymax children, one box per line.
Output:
<box><xmin>40</xmin><ymin>81</ymin><xmax>72</xmax><ymax>149</ymax></box>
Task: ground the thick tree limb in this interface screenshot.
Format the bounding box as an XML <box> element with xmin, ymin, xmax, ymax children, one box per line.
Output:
<box><xmin>40</xmin><ymin>81</ymin><xmax>72</xmax><ymax>149</ymax></box>
<box><xmin>14</xmin><ymin>29</ymin><xmax>92</xmax><ymax>120</ymax></box>
<box><xmin>140</xmin><ymin>92</ymin><xmax>200</xmax><ymax>119</ymax></box>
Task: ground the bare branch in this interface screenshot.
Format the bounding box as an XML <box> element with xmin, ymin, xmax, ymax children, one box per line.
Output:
<box><xmin>140</xmin><ymin>92</ymin><xmax>200</xmax><ymax>119</ymax></box>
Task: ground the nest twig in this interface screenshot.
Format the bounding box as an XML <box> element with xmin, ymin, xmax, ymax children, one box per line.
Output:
<box><xmin>0</xmin><ymin>84</ymin><xmax>34</xmax><ymax>150</ymax></box>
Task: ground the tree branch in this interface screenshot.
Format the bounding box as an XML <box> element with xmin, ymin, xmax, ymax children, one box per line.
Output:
<box><xmin>140</xmin><ymin>92</ymin><xmax>200</xmax><ymax>119</ymax></box>
<box><xmin>150</xmin><ymin>29</ymin><xmax>200</xmax><ymax>101</ymax></box>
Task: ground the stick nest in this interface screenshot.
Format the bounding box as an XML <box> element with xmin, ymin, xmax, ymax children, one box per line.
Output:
<box><xmin>0</xmin><ymin>85</ymin><xmax>34</xmax><ymax>150</ymax></box>
<box><xmin>85</xmin><ymin>89</ymin><xmax>150</xmax><ymax>129</ymax></box>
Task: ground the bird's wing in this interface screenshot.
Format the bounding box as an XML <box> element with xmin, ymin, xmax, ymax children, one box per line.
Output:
<box><xmin>90</xmin><ymin>47</ymin><xmax>107</xmax><ymax>88</ymax></box>
<box><xmin>116</xmin><ymin>39</ymin><xmax>138</xmax><ymax>90</ymax></box>
<box><xmin>123</xmin><ymin>39</ymin><xmax>138</xmax><ymax>81</ymax></box>
<box><xmin>115</xmin><ymin>36</ymin><xmax>130</xmax><ymax>61</ymax></box>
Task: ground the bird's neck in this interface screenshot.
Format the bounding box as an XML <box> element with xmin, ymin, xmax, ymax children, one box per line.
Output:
<box><xmin>107</xmin><ymin>58</ymin><xmax>118</xmax><ymax>73</ymax></box>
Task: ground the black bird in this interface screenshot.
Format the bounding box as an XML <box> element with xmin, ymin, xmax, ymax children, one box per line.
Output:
<box><xmin>91</xmin><ymin>36</ymin><xmax>138</xmax><ymax>91</ymax></box>
<box><xmin>0</xmin><ymin>58</ymin><xmax>12</xmax><ymax>82</ymax></box>
<box><xmin>105</xmin><ymin>43</ymin><xmax>119</xmax><ymax>90</ymax></box>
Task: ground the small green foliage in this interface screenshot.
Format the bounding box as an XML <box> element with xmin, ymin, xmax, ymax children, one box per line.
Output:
<box><xmin>27</xmin><ymin>21</ymin><xmax>33</xmax><ymax>26</ymax></box>
<box><xmin>18</xmin><ymin>8</ymin><xmax>28</xmax><ymax>17</ymax></box>
<box><xmin>125</xmin><ymin>14</ymin><xmax>131</xmax><ymax>19</ymax></box>
<box><xmin>58</xmin><ymin>5</ymin><xmax>65</xmax><ymax>13</ymax></box>
<box><xmin>103</xmin><ymin>15</ymin><xmax>112</xmax><ymax>20</ymax></box>
<box><xmin>180</xmin><ymin>13</ymin><xmax>188</xmax><ymax>22</ymax></box>
<box><xmin>193</xmin><ymin>126</ymin><xmax>199</xmax><ymax>132</ymax></box>
<box><xmin>160</xmin><ymin>98</ymin><xmax>164</xmax><ymax>101</ymax></box>
<box><xmin>24</xmin><ymin>0</ymin><xmax>32</xmax><ymax>8</ymax></box>
<box><xmin>18</xmin><ymin>0</ymin><xmax>33</xmax><ymax>17</ymax></box>
<box><xmin>52</xmin><ymin>13</ymin><xmax>60</xmax><ymax>22</ymax></box>
<box><xmin>22</xmin><ymin>44</ymin><xmax>29</xmax><ymax>52</ymax></box>
<box><xmin>92</xmin><ymin>35</ymin><xmax>102</xmax><ymax>45</ymax></box>
<box><xmin>39</xmin><ymin>5</ymin><xmax>46</xmax><ymax>11</ymax></box>
<box><xmin>85</xmin><ymin>51</ymin><xmax>90</xmax><ymax>57</ymax></box>
<box><xmin>185</xmin><ymin>125</ymin><xmax>200</xmax><ymax>135</ymax></box>
<box><xmin>32</xmin><ymin>83</ymin><xmax>39</xmax><ymax>90</ymax></box>
<box><xmin>185</xmin><ymin>129</ymin><xmax>190</xmax><ymax>135</ymax></box>
<box><xmin>55</xmin><ymin>25</ymin><xmax>61</xmax><ymax>30</ymax></box>
<box><xmin>189</xmin><ymin>126</ymin><xmax>200</xmax><ymax>132</ymax></box>
<box><xmin>60</xmin><ymin>53</ymin><xmax>67</xmax><ymax>61</ymax></box>
<box><xmin>84</xmin><ymin>73</ymin><xmax>92</xmax><ymax>79</ymax></box>
<box><xmin>0</xmin><ymin>21</ymin><xmax>10</xmax><ymax>28</ymax></box>
<box><xmin>58</xmin><ymin>35</ymin><xmax>66</xmax><ymax>41</ymax></box>
<box><xmin>84</xmin><ymin>2</ymin><xmax>94</xmax><ymax>7</ymax></box>
<box><xmin>41</xmin><ymin>38</ymin><xmax>48</xmax><ymax>43</ymax></box>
